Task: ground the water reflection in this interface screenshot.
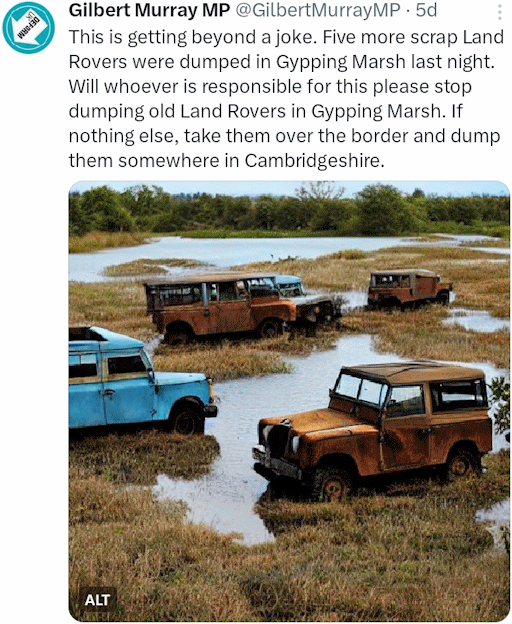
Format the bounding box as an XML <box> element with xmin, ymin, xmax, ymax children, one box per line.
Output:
<box><xmin>153</xmin><ymin>334</ymin><xmax>507</xmax><ymax>545</ymax></box>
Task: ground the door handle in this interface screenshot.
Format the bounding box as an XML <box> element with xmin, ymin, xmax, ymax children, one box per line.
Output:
<box><xmin>100</xmin><ymin>389</ymin><xmax>116</xmax><ymax>398</ymax></box>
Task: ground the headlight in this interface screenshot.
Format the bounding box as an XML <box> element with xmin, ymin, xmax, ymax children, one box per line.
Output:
<box><xmin>290</xmin><ymin>435</ymin><xmax>300</xmax><ymax>454</ymax></box>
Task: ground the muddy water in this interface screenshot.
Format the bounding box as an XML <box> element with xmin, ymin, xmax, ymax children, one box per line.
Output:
<box><xmin>153</xmin><ymin>334</ymin><xmax>508</xmax><ymax>545</ymax></box>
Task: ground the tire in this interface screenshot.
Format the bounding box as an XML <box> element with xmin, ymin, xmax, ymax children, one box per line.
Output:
<box><xmin>171</xmin><ymin>405</ymin><xmax>204</xmax><ymax>435</ymax></box>
<box><xmin>312</xmin><ymin>465</ymin><xmax>355</xmax><ymax>502</ymax></box>
<box><xmin>379</xmin><ymin>298</ymin><xmax>401</xmax><ymax>312</ymax></box>
<box><xmin>258</xmin><ymin>319</ymin><xmax>283</xmax><ymax>339</ymax></box>
<box><xmin>445</xmin><ymin>447</ymin><xmax>480</xmax><ymax>481</ymax></box>
<box><xmin>165</xmin><ymin>326</ymin><xmax>192</xmax><ymax>346</ymax></box>
<box><xmin>436</xmin><ymin>291</ymin><xmax>450</xmax><ymax>306</ymax></box>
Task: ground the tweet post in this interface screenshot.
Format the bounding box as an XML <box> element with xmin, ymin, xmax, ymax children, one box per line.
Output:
<box><xmin>2</xmin><ymin>2</ymin><xmax>510</xmax><ymax>622</ymax></box>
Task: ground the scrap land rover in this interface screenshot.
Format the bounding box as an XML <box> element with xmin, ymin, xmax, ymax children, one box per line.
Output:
<box><xmin>253</xmin><ymin>361</ymin><xmax>492</xmax><ymax>501</ymax></box>
<box><xmin>367</xmin><ymin>269</ymin><xmax>452</xmax><ymax>310</ymax></box>
<box><xmin>145</xmin><ymin>272</ymin><xmax>341</xmax><ymax>344</ymax></box>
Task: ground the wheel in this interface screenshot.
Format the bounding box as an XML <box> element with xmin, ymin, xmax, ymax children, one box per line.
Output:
<box><xmin>436</xmin><ymin>292</ymin><xmax>450</xmax><ymax>306</ymax></box>
<box><xmin>312</xmin><ymin>466</ymin><xmax>355</xmax><ymax>502</ymax></box>
<box><xmin>165</xmin><ymin>327</ymin><xmax>191</xmax><ymax>345</ymax></box>
<box><xmin>258</xmin><ymin>319</ymin><xmax>282</xmax><ymax>339</ymax></box>
<box><xmin>171</xmin><ymin>405</ymin><xmax>204</xmax><ymax>435</ymax></box>
<box><xmin>445</xmin><ymin>448</ymin><xmax>480</xmax><ymax>480</ymax></box>
<box><xmin>379</xmin><ymin>298</ymin><xmax>401</xmax><ymax>312</ymax></box>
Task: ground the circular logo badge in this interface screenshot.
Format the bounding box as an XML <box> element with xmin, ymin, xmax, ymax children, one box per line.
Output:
<box><xmin>3</xmin><ymin>2</ymin><xmax>55</xmax><ymax>53</ymax></box>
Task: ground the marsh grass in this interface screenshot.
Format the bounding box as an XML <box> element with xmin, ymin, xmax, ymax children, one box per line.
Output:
<box><xmin>69</xmin><ymin>231</ymin><xmax>152</xmax><ymax>253</ymax></box>
<box><xmin>69</xmin><ymin>451</ymin><xmax>510</xmax><ymax>622</ymax></box>
<box><xmin>69</xmin><ymin>430</ymin><xmax>220</xmax><ymax>485</ymax></box>
<box><xmin>153</xmin><ymin>340</ymin><xmax>293</xmax><ymax>380</ymax></box>
<box><xmin>69</xmin><ymin>280</ymin><xmax>155</xmax><ymax>342</ymax></box>
<box><xmin>341</xmin><ymin>307</ymin><xmax>510</xmax><ymax>369</ymax></box>
<box><xmin>102</xmin><ymin>258</ymin><xmax>210</xmax><ymax>277</ymax></box>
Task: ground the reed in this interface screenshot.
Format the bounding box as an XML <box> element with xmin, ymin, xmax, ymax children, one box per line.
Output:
<box><xmin>69</xmin><ymin>231</ymin><xmax>152</xmax><ymax>253</ymax></box>
<box><xmin>69</xmin><ymin>430</ymin><xmax>220</xmax><ymax>485</ymax></box>
<box><xmin>102</xmin><ymin>258</ymin><xmax>209</xmax><ymax>277</ymax></box>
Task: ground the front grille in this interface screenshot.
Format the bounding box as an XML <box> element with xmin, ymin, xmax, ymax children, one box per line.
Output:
<box><xmin>267</xmin><ymin>425</ymin><xmax>290</xmax><ymax>457</ymax></box>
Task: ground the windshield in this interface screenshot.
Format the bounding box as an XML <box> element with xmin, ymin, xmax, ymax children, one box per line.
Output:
<box><xmin>334</xmin><ymin>373</ymin><xmax>388</xmax><ymax>408</ymax></box>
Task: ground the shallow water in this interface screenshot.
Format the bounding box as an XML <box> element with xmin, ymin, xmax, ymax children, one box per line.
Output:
<box><xmin>443</xmin><ymin>308</ymin><xmax>510</xmax><ymax>333</ymax></box>
<box><xmin>153</xmin><ymin>334</ymin><xmax>508</xmax><ymax>545</ymax></box>
<box><xmin>68</xmin><ymin>234</ymin><xmax>506</xmax><ymax>282</ymax></box>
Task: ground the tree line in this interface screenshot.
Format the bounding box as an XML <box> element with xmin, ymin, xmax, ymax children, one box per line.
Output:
<box><xmin>69</xmin><ymin>183</ymin><xmax>510</xmax><ymax>237</ymax></box>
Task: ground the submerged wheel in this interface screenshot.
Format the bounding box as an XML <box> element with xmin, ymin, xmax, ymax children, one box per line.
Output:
<box><xmin>312</xmin><ymin>466</ymin><xmax>355</xmax><ymax>502</ymax></box>
<box><xmin>258</xmin><ymin>319</ymin><xmax>283</xmax><ymax>339</ymax></box>
<box><xmin>171</xmin><ymin>405</ymin><xmax>204</xmax><ymax>435</ymax></box>
<box><xmin>445</xmin><ymin>448</ymin><xmax>480</xmax><ymax>480</ymax></box>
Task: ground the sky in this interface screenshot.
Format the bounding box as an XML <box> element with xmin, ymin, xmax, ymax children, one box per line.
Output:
<box><xmin>70</xmin><ymin>180</ymin><xmax>509</xmax><ymax>198</ymax></box>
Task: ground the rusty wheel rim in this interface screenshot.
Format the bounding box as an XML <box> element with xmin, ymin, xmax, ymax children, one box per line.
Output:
<box><xmin>450</xmin><ymin>455</ymin><xmax>471</xmax><ymax>477</ymax></box>
<box><xmin>323</xmin><ymin>477</ymin><xmax>348</xmax><ymax>502</ymax></box>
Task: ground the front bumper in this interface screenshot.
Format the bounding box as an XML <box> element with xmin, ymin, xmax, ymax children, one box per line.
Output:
<box><xmin>204</xmin><ymin>403</ymin><xmax>218</xmax><ymax>418</ymax></box>
<box><xmin>252</xmin><ymin>444</ymin><xmax>302</xmax><ymax>480</ymax></box>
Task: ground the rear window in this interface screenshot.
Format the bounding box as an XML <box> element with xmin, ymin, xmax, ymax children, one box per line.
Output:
<box><xmin>430</xmin><ymin>379</ymin><xmax>487</xmax><ymax>412</ymax></box>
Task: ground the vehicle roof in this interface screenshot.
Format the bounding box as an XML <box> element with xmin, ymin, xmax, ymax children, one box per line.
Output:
<box><xmin>370</xmin><ymin>269</ymin><xmax>438</xmax><ymax>277</ymax></box>
<box><xmin>145</xmin><ymin>272</ymin><xmax>285</xmax><ymax>286</ymax></box>
<box><xmin>341</xmin><ymin>361</ymin><xmax>485</xmax><ymax>384</ymax></box>
<box><xmin>69</xmin><ymin>326</ymin><xmax>144</xmax><ymax>352</ymax></box>
<box><xmin>274</xmin><ymin>275</ymin><xmax>302</xmax><ymax>283</ymax></box>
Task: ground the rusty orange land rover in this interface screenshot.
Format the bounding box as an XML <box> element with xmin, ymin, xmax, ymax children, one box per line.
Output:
<box><xmin>367</xmin><ymin>269</ymin><xmax>452</xmax><ymax>310</ymax></box>
<box><xmin>145</xmin><ymin>273</ymin><xmax>298</xmax><ymax>344</ymax></box>
<box><xmin>253</xmin><ymin>361</ymin><xmax>492</xmax><ymax>501</ymax></box>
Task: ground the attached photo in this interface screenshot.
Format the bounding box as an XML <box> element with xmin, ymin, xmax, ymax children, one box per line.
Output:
<box><xmin>69</xmin><ymin>180</ymin><xmax>510</xmax><ymax>621</ymax></box>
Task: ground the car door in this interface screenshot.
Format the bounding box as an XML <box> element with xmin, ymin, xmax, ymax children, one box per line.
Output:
<box><xmin>208</xmin><ymin>280</ymin><xmax>252</xmax><ymax>333</ymax></box>
<box><xmin>381</xmin><ymin>384</ymin><xmax>430</xmax><ymax>469</ymax></box>
<box><xmin>101</xmin><ymin>350</ymin><xmax>157</xmax><ymax>425</ymax></box>
<box><xmin>69</xmin><ymin>352</ymin><xmax>106</xmax><ymax>427</ymax></box>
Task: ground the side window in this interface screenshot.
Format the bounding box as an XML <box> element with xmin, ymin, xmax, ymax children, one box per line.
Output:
<box><xmin>218</xmin><ymin>282</ymin><xmax>236</xmax><ymax>301</ymax></box>
<box><xmin>359</xmin><ymin>379</ymin><xmax>387</xmax><ymax>407</ymax></box>
<box><xmin>430</xmin><ymin>380</ymin><xmax>487</xmax><ymax>412</ymax></box>
<box><xmin>236</xmin><ymin>280</ymin><xmax>247</xmax><ymax>298</ymax></box>
<box><xmin>387</xmin><ymin>385</ymin><xmax>425</xmax><ymax>417</ymax></box>
<box><xmin>69</xmin><ymin>353</ymin><xmax>98</xmax><ymax>379</ymax></box>
<box><xmin>107</xmin><ymin>354</ymin><xmax>147</xmax><ymax>376</ymax></box>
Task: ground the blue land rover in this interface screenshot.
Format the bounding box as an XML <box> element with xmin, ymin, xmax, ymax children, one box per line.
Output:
<box><xmin>69</xmin><ymin>326</ymin><xmax>217</xmax><ymax>434</ymax></box>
